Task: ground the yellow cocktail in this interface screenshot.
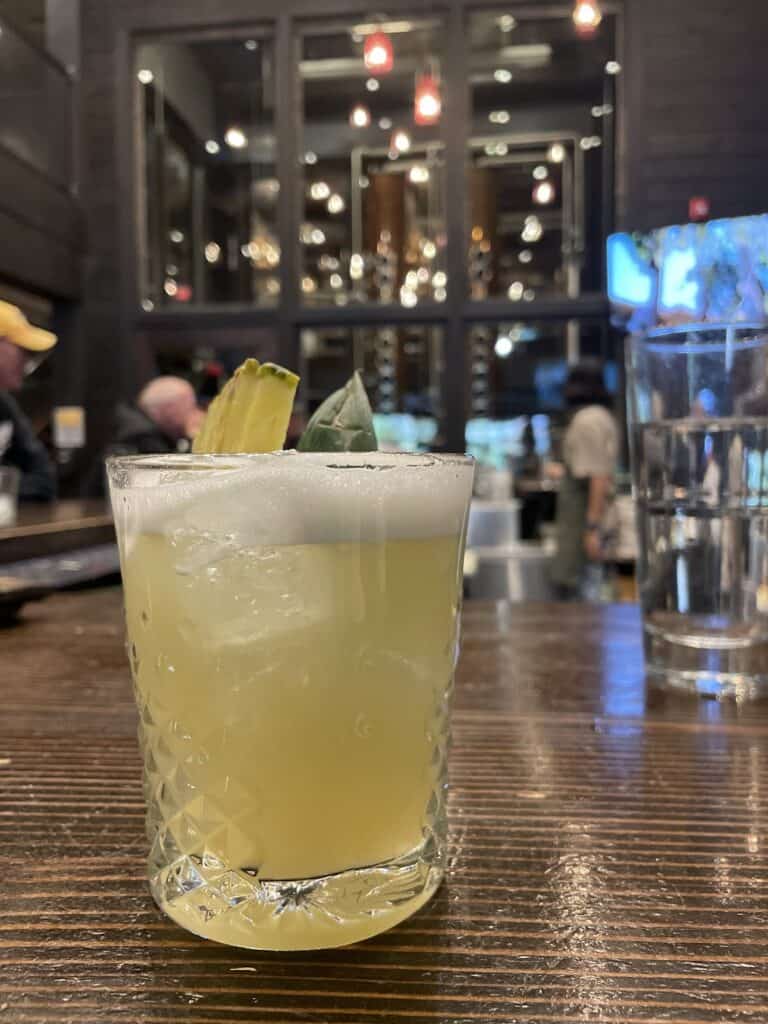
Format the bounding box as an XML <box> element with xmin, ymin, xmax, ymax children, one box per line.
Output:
<box><xmin>110</xmin><ymin>452</ymin><xmax>473</xmax><ymax>949</ymax></box>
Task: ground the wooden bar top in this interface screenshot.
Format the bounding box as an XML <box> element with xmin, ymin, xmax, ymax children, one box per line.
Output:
<box><xmin>2</xmin><ymin>590</ymin><xmax>768</xmax><ymax>1023</ymax></box>
<box><xmin>0</xmin><ymin>500</ymin><xmax>112</xmax><ymax>537</ymax></box>
<box><xmin>0</xmin><ymin>501</ymin><xmax>113</xmax><ymax>564</ymax></box>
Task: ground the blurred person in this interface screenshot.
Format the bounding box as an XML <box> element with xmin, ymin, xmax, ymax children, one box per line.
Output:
<box><xmin>113</xmin><ymin>376</ymin><xmax>201</xmax><ymax>455</ymax></box>
<box><xmin>286</xmin><ymin>408</ymin><xmax>308</xmax><ymax>449</ymax></box>
<box><xmin>0</xmin><ymin>301</ymin><xmax>57</xmax><ymax>501</ymax></box>
<box><xmin>551</xmin><ymin>361</ymin><xmax>618</xmax><ymax>600</ymax></box>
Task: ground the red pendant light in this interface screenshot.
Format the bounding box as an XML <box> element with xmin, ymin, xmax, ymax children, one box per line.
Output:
<box><xmin>572</xmin><ymin>0</ymin><xmax>602</xmax><ymax>36</ymax></box>
<box><xmin>363</xmin><ymin>31</ymin><xmax>393</xmax><ymax>74</ymax></box>
<box><xmin>414</xmin><ymin>72</ymin><xmax>441</xmax><ymax>125</ymax></box>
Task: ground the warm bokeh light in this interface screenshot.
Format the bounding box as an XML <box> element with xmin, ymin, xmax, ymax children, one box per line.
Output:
<box><xmin>309</xmin><ymin>181</ymin><xmax>331</xmax><ymax>201</ymax></box>
<box><xmin>224</xmin><ymin>126</ymin><xmax>247</xmax><ymax>149</ymax></box>
<box><xmin>326</xmin><ymin>193</ymin><xmax>346</xmax><ymax>214</ymax></box>
<box><xmin>532</xmin><ymin>180</ymin><xmax>556</xmax><ymax>205</ymax></box>
<box><xmin>414</xmin><ymin>74</ymin><xmax>441</xmax><ymax>125</ymax></box>
<box><xmin>363</xmin><ymin>31</ymin><xmax>393</xmax><ymax>74</ymax></box>
<box><xmin>573</xmin><ymin>0</ymin><xmax>602</xmax><ymax>36</ymax></box>
<box><xmin>204</xmin><ymin>242</ymin><xmax>221</xmax><ymax>264</ymax></box>
<box><xmin>391</xmin><ymin>129</ymin><xmax>411</xmax><ymax>154</ymax></box>
<box><xmin>350</xmin><ymin>103</ymin><xmax>371</xmax><ymax>128</ymax></box>
<box><xmin>548</xmin><ymin>142</ymin><xmax>566</xmax><ymax>163</ymax></box>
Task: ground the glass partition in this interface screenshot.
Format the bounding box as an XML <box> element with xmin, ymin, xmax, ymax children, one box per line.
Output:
<box><xmin>466</xmin><ymin>8</ymin><xmax>615</xmax><ymax>300</ymax></box>
<box><xmin>133</xmin><ymin>11</ymin><xmax>618</xmax><ymax>314</ymax></box>
<box><xmin>299</xmin><ymin>16</ymin><xmax>446</xmax><ymax>307</ymax></box>
<box><xmin>136</xmin><ymin>32</ymin><xmax>278</xmax><ymax>308</ymax></box>
<box><xmin>131</xmin><ymin>9</ymin><xmax>621</xmax><ymax>453</ymax></box>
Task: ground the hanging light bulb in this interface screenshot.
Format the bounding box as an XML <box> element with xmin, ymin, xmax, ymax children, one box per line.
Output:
<box><xmin>548</xmin><ymin>142</ymin><xmax>566</xmax><ymax>163</ymax></box>
<box><xmin>390</xmin><ymin>129</ymin><xmax>411</xmax><ymax>154</ymax></box>
<box><xmin>224</xmin><ymin>126</ymin><xmax>248</xmax><ymax>149</ymax></box>
<box><xmin>349</xmin><ymin>103</ymin><xmax>371</xmax><ymax>128</ymax></box>
<box><xmin>532</xmin><ymin>180</ymin><xmax>556</xmax><ymax>205</ymax></box>
<box><xmin>572</xmin><ymin>0</ymin><xmax>602</xmax><ymax>36</ymax></box>
<box><xmin>363</xmin><ymin>30</ymin><xmax>393</xmax><ymax>74</ymax></box>
<box><xmin>414</xmin><ymin>72</ymin><xmax>441</xmax><ymax>126</ymax></box>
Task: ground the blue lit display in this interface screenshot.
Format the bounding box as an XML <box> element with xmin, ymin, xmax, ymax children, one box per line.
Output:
<box><xmin>608</xmin><ymin>214</ymin><xmax>768</xmax><ymax>331</ymax></box>
<box><xmin>658</xmin><ymin>229</ymin><xmax>702</xmax><ymax>319</ymax></box>
<box><xmin>372</xmin><ymin>413</ymin><xmax>437</xmax><ymax>452</ymax></box>
<box><xmin>606</xmin><ymin>233</ymin><xmax>654</xmax><ymax>309</ymax></box>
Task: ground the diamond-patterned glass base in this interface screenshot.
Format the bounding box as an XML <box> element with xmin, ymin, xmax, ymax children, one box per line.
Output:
<box><xmin>150</xmin><ymin>842</ymin><xmax>444</xmax><ymax>950</ymax></box>
<box><xmin>138</xmin><ymin>671</ymin><xmax>451</xmax><ymax>949</ymax></box>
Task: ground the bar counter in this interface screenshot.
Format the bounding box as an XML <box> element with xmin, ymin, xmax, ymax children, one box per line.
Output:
<box><xmin>2</xmin><ymin>589</ymin><xmax>768</xmax><ymax>1022</ymax></box>
<box><xmin>0</xmin><ymin>500</ymin><xmax>113</xmax><ymax>564</ymax></box>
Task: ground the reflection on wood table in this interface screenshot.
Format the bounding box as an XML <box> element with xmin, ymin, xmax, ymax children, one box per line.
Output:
<box><xmin>2</xmin><ymin>590</ymin><xmax>768</xmax><ymax>1023</ymax></box>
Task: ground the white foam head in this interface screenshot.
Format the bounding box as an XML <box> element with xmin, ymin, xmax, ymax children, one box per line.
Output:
<box><xmin>108</xmin><ymin>452</ymin><xmax>475</xmax><ymax>550</ymax></box>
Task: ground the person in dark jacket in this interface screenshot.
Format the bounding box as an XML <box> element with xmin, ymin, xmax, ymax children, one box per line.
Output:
<box><xmin>111</xmin><ymin>377</ymin><xmax>201</xmax><ymax>455</ymax></box>
<box><xmin>0</xmin><ymin>301</ymin><xmax>57</xmax><ymax>501</ymax></box>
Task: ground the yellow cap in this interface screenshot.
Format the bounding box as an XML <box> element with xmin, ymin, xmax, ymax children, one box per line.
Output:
<box><xmin>0</xmin><ymin>300</ymin><xmax>57</xmax><ymax>352</ymax></box>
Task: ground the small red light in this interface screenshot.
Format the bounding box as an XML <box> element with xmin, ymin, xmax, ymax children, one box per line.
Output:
<box><xmin>363</xmin><ymin>31</ymin><xmax>393</xmax><ymax>74</ymax></box>
<box><xmin>414</xmin><ymin>73</ymin><xmax>441</xmax><ymax>125</ymax></box>
<box><xmin>175</xmin><ymin>284</ymin><xmax>192</xmax><ymax>302</ymax></box>
<box><xmin>689</xmin><ymin>196</ymin><xmax>710</xmax><ymax>222</ymax></box>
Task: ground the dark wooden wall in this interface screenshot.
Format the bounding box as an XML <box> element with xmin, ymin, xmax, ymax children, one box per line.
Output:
<box><xmin>621</xmin><ymin>0</ymin><xmax>768</xmax><ymax>231</ymax></box>
<box><xmin>0</xmin><ymin>3</ymin><xmax>82</xmax><ymax>303</ymax></box>
<box><xmin>0</xmin><ymin>1</ymin><xmax>84</xmax><ymax>467</ymax></box>
<box><xmin>72</xmin><ymin>0</ymin><xmax>768</xmax><ymax>463</ymax></box>
<box><xmin>0</xmin><ymin>0</ymin><xmax>45</xmax><ymax>42</ymax></box>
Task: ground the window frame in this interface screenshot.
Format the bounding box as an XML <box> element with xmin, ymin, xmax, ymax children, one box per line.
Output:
<box><xmin>118</xmin><ymin>1</ymin><xmax>623</xmax><ymax>451</ymax></box>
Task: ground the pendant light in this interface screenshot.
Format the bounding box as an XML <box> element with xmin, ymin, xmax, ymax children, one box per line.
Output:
<box><xmin>572</xmin><ymin>0</ymin><xmax>602</xmax><ymax>36</ymax></box>
<box><xmin>364</xmin><ymin>30</ymin><xmax>393</xmax><ymax>74</ymax></box>
<box><xmin>414</xmin><ymin>71</ymin><xmax>441</xmax><ymax>125</ymax></box>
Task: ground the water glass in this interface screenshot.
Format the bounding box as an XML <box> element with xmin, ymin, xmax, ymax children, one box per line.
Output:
<box><xmin>0</xmin><ymin>466</ymin><xmax>20</xmax><ymax>527</ymax></box>
<box><xmin>627</xmin><ymin>325</ymin><xmax>768</xmax><ymax>698</ymax></box>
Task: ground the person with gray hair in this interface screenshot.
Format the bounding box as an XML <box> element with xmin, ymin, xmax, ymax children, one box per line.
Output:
<box><xmin>111</xmin><ymin>376</ymin><xmax>202</xmax><ymax>456</ymax></box>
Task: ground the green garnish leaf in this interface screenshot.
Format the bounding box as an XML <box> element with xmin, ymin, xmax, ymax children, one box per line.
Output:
<box><xmin>298</xmin><ymin>371</ymin><xmax>378</xmax><ymax>453</ymax></box>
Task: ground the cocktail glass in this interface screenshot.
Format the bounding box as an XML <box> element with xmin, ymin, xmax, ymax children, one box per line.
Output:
<box><xmin>107</xmin><ymin>451</ymin><xmax>473</xmax><ymax>949</ymax></box>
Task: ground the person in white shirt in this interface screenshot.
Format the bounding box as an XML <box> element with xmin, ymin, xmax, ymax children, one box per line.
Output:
<box><xmin>551</xmin><ymin>361</ymin><xmax>618</xmax><ymax>599</ymax></box>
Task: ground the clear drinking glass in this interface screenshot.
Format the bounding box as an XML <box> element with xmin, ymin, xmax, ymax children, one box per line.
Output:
<box><xmin>0</xmin><ymin>466</ymin><xmax>20</xmax><ymax>527</ymax></box>
<box><xmin>627</xmin><ymin>324</ymin><xmax>768</xmax><ymax>699</ymax></box>
<box><xmin>107</xmin><ymin>451</ymin><xmax>473</xmax><ymax>949</ymax></box>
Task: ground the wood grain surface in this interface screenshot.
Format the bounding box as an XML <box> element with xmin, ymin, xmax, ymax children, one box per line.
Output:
<box><xmin>2</xmin><ymin>589</ymin><xmax>768</xmax><ymax>1023</ymax></box>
